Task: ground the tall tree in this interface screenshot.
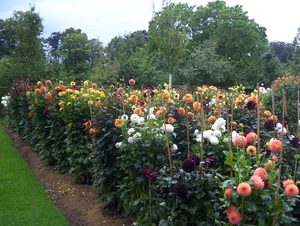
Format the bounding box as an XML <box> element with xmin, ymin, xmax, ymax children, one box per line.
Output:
<box><xmin>45</xmin><ymin>31</ymin><xmax>63</xmax><ymax>62</ymax></box>
<box><xmin>59</xmin><ymin>28</ymin><xmax>91</xmax><ymax>77</ymax></box>
<box><xmin>269</xmin><ymin>41</ymin><xmax>294</xmax><ymax>63</ymax></box>
<box><xmin>147</xmin><ymin>2</ymin><xmax>192</xmax><ymax>86</ymax></box>
<box><xmin>0</xmin><ymin>6</ymin><xmax>46</xmax><ymax>83</ymax></box>
<box><xmin>190</xmin><ymin>0</ymin><xmax>269</xmax><ymax>87</ymax></box>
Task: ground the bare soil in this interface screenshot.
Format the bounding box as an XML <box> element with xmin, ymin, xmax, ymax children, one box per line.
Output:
<box><xmin>2</xmin><ymin>123</ymin><xmax>133</xmax><ymax>226</ymax></box>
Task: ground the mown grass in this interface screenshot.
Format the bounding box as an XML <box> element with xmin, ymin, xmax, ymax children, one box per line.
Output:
<box><xmin>0</xmin><ymin>124</ymin><xmax>69</xmax><ymax>226</ymax></box>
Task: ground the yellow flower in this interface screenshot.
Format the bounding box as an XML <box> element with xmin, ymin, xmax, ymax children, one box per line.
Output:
<box><xmin>83</xmin><ymin>80</ymin><xmax>89</xmax><ymax>87</ymax></box>
<box><xmin>88</xmin><ymin>100</ymin><xmax>93</xmax><ymax>105</ymax></box>
<box><xmin>58</xmin><ymin>91</ymin><xmax>66</xmax><ymax>96</ymax></box>
<box><xmin>68</xmin><ymin>123</ymin><xmax>73</xmax><ymax>127</ymax></box>
<box><xmin>70</xmin><ymin>82</ymin><xmax>76</xmax><ymax>86</ymax></box>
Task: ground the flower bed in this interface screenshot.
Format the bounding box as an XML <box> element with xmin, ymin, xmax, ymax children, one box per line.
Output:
<box><xmin>3</xmin><ymin>77</ymin><xmax>300</xmax><ymax>225</ymax></box>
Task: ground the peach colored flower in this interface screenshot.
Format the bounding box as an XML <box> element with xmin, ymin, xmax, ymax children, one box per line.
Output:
<box><xmin>246</xmin><ymin>145</ymin><xmax>256</xmax><ymax>156</ymax></box>
<box><xmin>182</xmin><ymin>94</ymin><xmax>193</xmax><ymax>103</ymax></box>
<box><xmin>246</xmin><ymin>132</ymin><xmax>257</xmax><ymax>144</ymax></box>
<box><xmin>228</xmin><ymin>210</ymin><xmax>242</xmax><ymax>225</ymax></box>
<box><xmin>226</xmin><ymin>205</ymin><xmax>237</xmax><ymax>217</ymax></box>
<box><xmin>250</xmin><ymin>175</ymin><xmax>265</xmax><ymax>190</ymax></box>
<box><xmin>37</xmin><ymin>81</ymin><xmax>43</xmax><ymax>86</ymax></box>
<box><xmin>45</xmin><ymin>92</ymin><xmax>52</xmax><ymax>100</ymax></box>
<box><xmin>233</xmin><ymin>135</ymin><xmax>247</xmax><ymax>148</ymax></box>
<box><xmin>134</xmin><ymin>107</ymin><xmax>144</xmax><ymax>116</ymax></box>
<box><xmin>235</xmin><ymin>100</ymin><xmax>242</xmax><ymax>106</ymax></box>
<box><xmin>114</xmin><ymin>119</ymin><xmax>125</xmax><ymax>128</ymax></box>
<box><xmin>35</xmin><ymin>89</ymin><xmax>41</xmax><ymax>94</ymax></box>
<box><xmin>285</xmin><ymin>184</ymin><xmax>299</xmax><ymax>197</ymax></box>
<box><xmin>264</xmin><ymin>110</ymin><xmax>272</xmax><ymax>118</ymax></box>
<box><xmin>40</xmin><ymin>86</ymin><xmax>46</xmax><ymax>93</ymax></box>
<box><xmin>272</xmin><ymin>155</ymin><xmax>278</xmax><ymax>163</ymax></box>
<box><xmin>217</xmin><ymin>94</ymin><xmax>224</xmax><ymax>101</ymax></box>
<box><xmin>254</xmin><ymin>168</ymin><xmax>268</xmax><ymax>181</ymax></box>
<box><xmin>208</xmin><ymin>116</ymin><xmax>216</xmax><ymax>124</ymax></box>
<box><xmin>283</xmin><ymin>179</ymin><xmax>295</xmax><ymax>188</ymax></box>
<box><xmin>224</xmin><ymin>188</ymin><xmax>234</xmax><ymax>200</ymax></box>
<box><xmin>92</xmin><ymin>83</ymin><xmax>97</xmax><ymax>89</ymax></box>
<box><xmin>192</xmin><ymin>101</ymin><xmax>202</xmax><ymax>111</ymax></box>
<box><xmin>45</xmin><ymin>80</ymin><xmax>53</xmax><ymax>86</ymax></box>
<box><xmin>187</xmin><ymin>112</ymin><xmax>194</xmax><ymax>120</ymax></box>
<box><xmin>269</xmin><ymin>139</ymin><xmax>282</xmax><ymax>153</ymax></box>
<box><xmin>237</xmin><ymin>182</ymin><xmax>251</xmax><ymax>196</ymax></box>
<box><xmin>167</xmin><ymin>117</ymin><xmax>175</xmax><ymax>124</ymax></box>
<box><xmin>95</xmin><ymin>101</ymin><xmax>101</xmax><ymax>108</ymax></box>
<box><xmin>177</xmin><ymin>107</ymin><xmax>185</xmax><ymax>115</ymax></box>
<box><xmin>162</xmin><ymin>92</ymin><xmax>170</xmax><ymax>99</ymax></box>
<box><xmin>129</xmin><ymin>95</ymin><xmax>138</xmax><ymax>103</ymax></box>
<box><xmin>264</xmin><ymin>160</ymin><xmax>275</xmax><ymax>170</ymax></box>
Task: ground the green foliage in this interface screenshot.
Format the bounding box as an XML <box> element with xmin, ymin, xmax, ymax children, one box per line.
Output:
<box><xmin>181</xmin><ymin>40</ymin><xmax>234</xmax><ymax>87</ymax></box>
<box><xmin>0</xmin><ymin>6</ymin><xmax>46</xmax><ymax>82</ymax></box>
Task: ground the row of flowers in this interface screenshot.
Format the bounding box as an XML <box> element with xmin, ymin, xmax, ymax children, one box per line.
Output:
<box><xmin>3</xmin><ymin>77</ymin><xmax>300</xmax><ymax>225</ymax></box>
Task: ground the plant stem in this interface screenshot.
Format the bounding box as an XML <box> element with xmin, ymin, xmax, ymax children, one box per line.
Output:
<box><xmin>256</xmin><ymin>83</ymin><xmax>261</xmax><ymax>151</ymax></box>
<box><xmin>273</xmin><ymin>90</ymin><xmax>286</xmax><ymax>226</ymax></box>
<box><xmin>225</xmin><ymin>92</ymin><xmax>233</xmax><ymax>178</ymax></box>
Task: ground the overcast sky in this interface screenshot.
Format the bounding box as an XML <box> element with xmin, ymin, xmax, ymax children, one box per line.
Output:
<box><xmin>1</xmin><ymin>0</ymin><xmax>299</xmax><ymax>46</ymax></box>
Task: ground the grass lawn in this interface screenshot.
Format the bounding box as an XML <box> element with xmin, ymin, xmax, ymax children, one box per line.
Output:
<box><xmin>0</xmin><ymin>124</ymin><xmax>69</xmax><ymax>226</ymax></box>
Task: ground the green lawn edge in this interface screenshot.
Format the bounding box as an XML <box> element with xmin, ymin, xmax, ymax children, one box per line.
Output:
<box><xmin>0</xmin><ymin>124</ymin><xmax>69</xmax><ymax>226</ymax></box>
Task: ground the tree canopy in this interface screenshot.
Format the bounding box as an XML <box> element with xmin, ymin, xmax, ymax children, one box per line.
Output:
<box><xmin>0</xmin><ymin>1</ymin><xmax>299</xmax><ymax>88</ymax></box>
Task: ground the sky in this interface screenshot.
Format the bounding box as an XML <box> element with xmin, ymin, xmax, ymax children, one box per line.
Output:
<box><xmin>1</xmin><ymin>0</ymin><xmax>299</xmax><ymax>47</ymax></box>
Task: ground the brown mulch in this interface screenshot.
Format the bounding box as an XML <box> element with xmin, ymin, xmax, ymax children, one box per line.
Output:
<box><xmin>2</xmin><ymin>123</ymin><xmax>133</xmax><ymax>226</ymax></box>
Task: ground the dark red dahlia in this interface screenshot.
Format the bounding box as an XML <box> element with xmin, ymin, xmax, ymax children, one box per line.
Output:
<box><xmin>43</xmin><ymin>109</ymin><xmax>51</xmax><ymax>115</ymax></box>
<box><xmin>190</xmin><ymin>156</ymin><xmax>200</xmax><ymax>166</ymax></box>
<box><xmin>264</xmin><ymin>119</ymin><xmax>274</xmax><ymax>131</ymax></box>
<box><xmin>182</xmin><ymin>158</ymin><xmax>197</xmax><ymax>172</ymax></box>
<box><xmin>290</xmin><ymin>136</ymin><xmax>300</xmax><ymax>148</ymax></box>
<box><xmin>203</xmin><ymin>157</ymin><xmax>215</xmax><ymax>168</ymax></box>
<box><xmin>142</xmin><ymin>169</ymin><xmax>158</xmax><ymax>183</ymax></box>
<box><xmin>174</xmin><ymin>183</ymin><xmax>189</xmax><ymax>198</ymax></box>
<box><xmin>246</xmin><ymin>101</ymin><xmax>256</xmax><ymax>110</ymax></box>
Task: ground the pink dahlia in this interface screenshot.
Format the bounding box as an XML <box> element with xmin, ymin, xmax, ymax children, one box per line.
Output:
<box><xmin>233</xmin><ymin>135</ymin><xmax>247</xmax><ymax>148</ymax></box>
<box><xmin>246</xmin><ymin>132</ymin><xmax>258</xmax><ymax>144</ymax></box>
<box><xmin>254</xmin><ymin>167</ymin><xmax>268</xmax><ymax>181</ymax></box>
<box><xmin>285</xmin><ymin>184</ymin><xmax>299</xmax><ymax>197</ymax></box>
<box><xmin>250</xmin><ymin>175</ymin><xmax>265</xmax><ymax>190</ymax></box>
<box><xmin>237</xmin><ymin>182</ymin><xmax>251</xmax><ymax>196</ymax></box>
<box><xmin>269</xmin><ymin>139</ymin><xmax>282</xmax><ymax>153</ymax></box>
<box><xmin>224</xmin><ymin>188</ymin><xmax>234</xmax><ymax>200</ymax></box>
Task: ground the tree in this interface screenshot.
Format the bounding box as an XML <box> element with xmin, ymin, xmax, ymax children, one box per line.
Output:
<box><xmin>189</xmin><ymin>0</ymin><xmax>269</xmax><ymax>87</ymax></box>
<box><xmin>180</xmin><ymin>40</ymin><xmax>234</xmax><ymax>87</ymax></box>
<box><xmin>269</xmin><ymin>41</ymin><xmax>294</xmax><ymax>63</ymax></box>
<box><xmin>0</xmin><ymin>6</ymin><xmax>46</xmax><ymax>83</ymax></box>
<box><xmin>59</xmin><ymin>27</ymin><xmax>91</xmax><ymax>78</ymax></box>
<box><xmin>105</xmin><ymin>30</ymin><xmax>149</xmax><ymax>83</ymax></box>
<box><xmin>147</xmin><ymin>2</ymin><xmax>192</xmax><ymax>86</ymax></box>
<box><xmin>45</xmin><ymin>31</ymin><xmax>63</xmax><ymax>62</ymax></box>
<box><xmin>0</xmin><ymin>19</ymin><xmax>17</xmax><ymax>58</ymax></box>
